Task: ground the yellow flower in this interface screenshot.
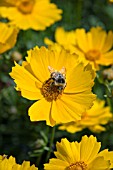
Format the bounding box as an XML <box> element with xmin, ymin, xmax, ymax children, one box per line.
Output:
<box><xmin>10</xmin><ymin>46</ymin><xmax>96</xmax><ymax>126</ymax></box>
<box><xmin>0</xmin><ymin>22</ymin><xmax>18</xmax><ymax>54</ymax></box>
<box><xmin>44</xmin><ymin>135</ymin><xmax>113</xmax><ymax>170</ymax></box>
<box><xmin>0</xmin><ymin>155</ymin><xmax>38</xmax><ymax>170</ymax></box>
<box><xmin>75</xmin><ymin>27</ymin><xmax>113</xmax><ymax>69</ymax></box>
<box><xmin>59</xmin><ymin>99</ymin><xmax>113</xmax><ymax>133</ymax></box>
<box><xmin>45</xmin><ymin>26</ymin><xmax>113</xmax><ymax>69</ymax></box>
<box><xmin>0</xmin><ymin>0</ymin><xmax>62</xmax><ymax>30</ymax></box>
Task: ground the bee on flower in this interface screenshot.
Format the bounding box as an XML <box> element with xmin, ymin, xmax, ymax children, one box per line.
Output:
<box><xmin>10</xmin><ymin>46</ymin><xmax>96</xmax><ymax>126</ymax></box>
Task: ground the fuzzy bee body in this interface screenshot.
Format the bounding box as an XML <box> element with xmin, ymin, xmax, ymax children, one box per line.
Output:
<box><xmin>41</xmin><ymin>66</ymin><xmax>66</xmax><ymax>101</ymax></box>
<box><xmin>48</xmin><ymin>66</ymin><xmax>66</xmax><ymax>91</ymax></box>
<box><xmin>51</xmin><ymin>72</ymin><xmax>66</xmax><ymax>90</ymax></box>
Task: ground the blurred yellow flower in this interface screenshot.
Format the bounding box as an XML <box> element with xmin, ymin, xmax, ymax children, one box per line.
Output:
<box><xmin>0</xmin><ymin>22</ymin><xmax>18</xmax><ymax>54</ymax></box>
<box><xmin>59</xmin><ymin>99</ymin><xmax>113</xmax><ymax>133</ymax></box>
<box><xmin>45</xmin><ymin>26</ymin><xmax>113</xmax><ymax>69</ymax></box>
<box><xmin>10</xmin><ymin>46</ymin><xmax>96</xmax><ymax>126</ymax></box>
<box><xmin>0</xmin><ymin>0</ymin><xmax>62</xmax><ymax>30</ymax></box>
<box><xmin>44</xmin><ymin>135</ymin><xmax>113</xmax><ymax>170</ymax></box>
<box><xmin>45</xmin><ymin>27</ymin><xmax>76</xmax><ymax>53</ymax></box>
<box><xmin>75</xmin><ymin>27</ymin><xmax>113</xmax><ymax>69</ymax></box>
<box><xmin>109</xmin><ymin>0</ymin><xmax>113</xmax><ymax>3</ymax></box>
<box><xmin>0</xmin><ymin>155</ymin><xmax>38</xmax><ymax>170</ymax></box>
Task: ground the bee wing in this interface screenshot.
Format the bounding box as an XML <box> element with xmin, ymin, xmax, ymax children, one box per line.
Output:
<box><xmin>48</xmin><ymin>66</ymin><xmax>55</xmax><ymax>73</ymax></box>
<box><xmin>60</xmin><ymin>67</ymin><xmax>66</xmax><ymax>77</ymax></box>
<box><xmin>48</xmin><ymin>66</ymin><xmax>66</xmax><ymax>76</ymax></box>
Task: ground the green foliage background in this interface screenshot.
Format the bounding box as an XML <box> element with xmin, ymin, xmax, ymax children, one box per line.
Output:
<box><xmin>0</xmin><ymin>0</ymin><xmax>113</xmax><ymax>169</ymax></box>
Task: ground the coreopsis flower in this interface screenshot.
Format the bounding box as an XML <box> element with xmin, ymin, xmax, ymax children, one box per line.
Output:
<box><xmin>75</xmin><ymin>27</ymin><xmax>113</xmax><ymax>69</ymax></box>
<box><xmin>44</xmin><ymin>135</ymin><xmax>113</xmax><ymax>170</ymax></box>
<box><xmin>0</xmin><ymin>155</ymin><xmax>38</xmax><ymax>170</ymax></box>
<box><xmin>0</xmin><ymin>0</ymin><xmax>62</xmax><ymax>30</ymax></box>
<box><xmin>59</xmin><ymin>99</ymin><xmax>113</xmax><ymax>133</ymax></box>
<box><xmin>0</xmin><ymin>22</ymin><xmax>18</xmax><ymax>54</ymax></box>
<box><xmin>10</xmin><ymin>46</ymin><xmax>96</xmax><ymax>126</ymax></box>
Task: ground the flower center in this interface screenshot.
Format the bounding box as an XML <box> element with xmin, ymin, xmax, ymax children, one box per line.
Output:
<box><xmin>16</xmin><ymin>0</ymin><xmax>35</xmax><ymax>14</ymax></box>
<box><xmin>41</xmin><ymin>66</ymin><xmax>66</xmax><ymax>102</ymax></box>
<box><xmin>85</xmin><ymin>49</ymin><xmax>101</xmax><ymax>61</ymax></box>
<box><xmin>67</xmin><ymin>162</ymin><xmax>87</xmax><ymax>170</ymax></box>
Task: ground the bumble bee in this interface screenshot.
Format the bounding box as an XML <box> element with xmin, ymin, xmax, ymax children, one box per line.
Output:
<box><xmin>48</xmin><ymin>66</ymin><xmax>66</xmax><ymax>91</ymax></box>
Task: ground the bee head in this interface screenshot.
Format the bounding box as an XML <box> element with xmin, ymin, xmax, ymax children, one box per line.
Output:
<box><xmin>51</xmin><ymin>72</ymin><xmax>65</xmax><ymax>86</ymax></box>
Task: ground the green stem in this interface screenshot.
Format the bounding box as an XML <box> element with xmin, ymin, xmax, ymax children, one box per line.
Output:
<box><xmin>45</xmin><ymin>126</ymin><xmax>55</xmax><ymax>162</ymax></box>
<box><xmin>36</xmin><ymin>152</ymin><xmax>43</xmax><ymax>166</ymax></box>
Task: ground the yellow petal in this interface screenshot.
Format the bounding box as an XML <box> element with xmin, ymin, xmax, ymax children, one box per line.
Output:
<box><xmin>29</xmin><ymin>46</ymin><xmax>51</xmax><ymax>82</ymax></box>
<box><xmin>87</xmin><ymin>32</ymin><xmax>93</xmax><ymax>49</ymax></box>
<box><xmin>55</xmin><ymin>27</ymin><xmax>76</xmax><ymax>46</ymax></box>
<box><xmin>55</xmin><ymin>139</ymin><xmax>79</xmax><ymax>163</ymax></box>
<box><xmin>89</xmin><ymin>156</ymin><xmax>110</xmax><ymax>170</ymax></box>
<box><xmin>10</xmin><ymin>62</ymin><xmax>42</xmax><ymax>100</ymax></box>
<box><xmin>52</xmin><ymin>95</ymin><xmax>81</xmax><ymax>124</ymax></box>
<box><xmin>97</xmin><ymin>50</ymin><xmax>113</xmax><ymax>65</ymax></box>
<box><xmin>80</xmin><ymin>135</ymin><xmax>101</xmax><ymax>164</ymax></box>
<box><xmin>101</xmin><ymin>31</ymin><xmax>113</xmax><ymax>53</ymax></box>
<box><xmin>44</xmin><ymin>158</ymin><xmax>68</xmax><ymax>170</ymax></box>
<box><xmin>65</xmin><ymin>63</ymin><xmax>95</xmax><ymax>93</ymax></box>
<box><xmin>90</xmin><ymin>27</ymin><xmax>106</xmax><ymax>50</ymax></box>
<box><xmin>44</xmin><ymin>37</ymin><xmax>54</xmax><ymax>46</ymax></box>
<box><xmin>59</xmin><ymin>123</ymin><xmax>83</xmax><ymax>133</ymax></box>
<box><xmin>98</xmin><ymin>149</ymin><xmax>113</xmax><ymax>169</ymax></box>
<box><xmin>28</xmin><ymin>99</ymin><xmax>55</xmax><ymax>126</ymax></box>
<box><xmin>76</xmin><ymin>29</ymin><xmax>89</xmax><ymax>52</ymax></box>
<box><xmin>21</xmin><ymin>89</ymin><xmax>43</xmax><ymax>100</ymax></box>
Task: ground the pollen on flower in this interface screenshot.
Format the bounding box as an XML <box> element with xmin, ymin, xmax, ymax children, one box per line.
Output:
<box><xmin>41</xmin><ymin>66</ymin><xmax>66</xmax><ymax>102</ymax></box>
<box><xmin>67</xmin><ymin>162</ymin><xmax>87</xmax><ymax>170</ymax></box>
<box><xmin>16</xmin><ymin>0</ymin><xmax>35</xmax><ymax>14</ymax></box>
<box><xmin>85</xmin><ymin>50</ymin><xmax>101</xmax><ymax>61</ymax></box>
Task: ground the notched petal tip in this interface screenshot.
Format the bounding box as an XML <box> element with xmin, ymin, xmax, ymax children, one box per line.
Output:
<box><xmin>84</xmin><ymin>63</ymin><xmax>96</xmax><ymax>79</ymax></box>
